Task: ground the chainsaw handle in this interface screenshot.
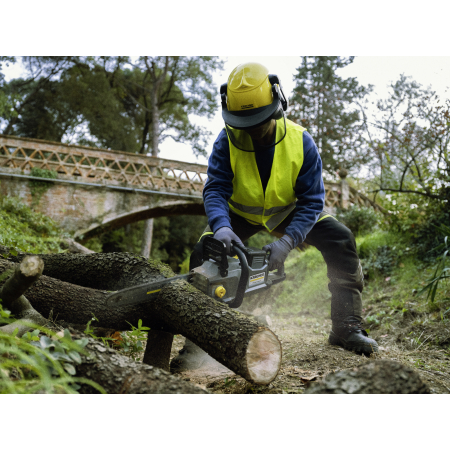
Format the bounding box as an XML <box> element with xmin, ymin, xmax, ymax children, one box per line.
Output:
<box><xmin>228</xmin><ymin>242</ymin><xmax>249</xmax><ymax>308</ymax></box>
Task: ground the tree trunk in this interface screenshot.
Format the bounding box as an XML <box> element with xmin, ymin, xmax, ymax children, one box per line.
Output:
<box><xmin>140</xmin><ymin>218</ymin><xmax>154</xmax><ymax>259</ymax></box>
<box><xmin>143</xmin><ymin>330</ymin><xmax>174</xmax><ymax>372</ymax></box>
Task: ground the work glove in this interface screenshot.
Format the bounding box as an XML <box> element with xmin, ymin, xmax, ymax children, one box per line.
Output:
<box><xmin>214</xmin><ymin>227</ymin><xmax>243</xmax><ymax>254</ymax></box>
<box><xmin>263</xmin><ymin>235</ymin><xmax>295</xmax><ymax>271</ymax></box>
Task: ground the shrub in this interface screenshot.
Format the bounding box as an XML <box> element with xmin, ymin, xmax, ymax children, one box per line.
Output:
<box><xmin>336</xmin><ymin>206</ymin><xmax>379</xmax><ymax>236</ymax></box>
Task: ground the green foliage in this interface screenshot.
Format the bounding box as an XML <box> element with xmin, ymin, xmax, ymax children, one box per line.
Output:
<box><xmin>0</xmin><ymin>323</ymin><xmax>105</xmax><ymax>394</ymax></box>
<box><xmin>289</xmin><ymin>56</ymin><xmax>372</xmax><ymax>175</ymax></box>
<box><xmin>357</xmin><ymin>231</ymin><xmax>406</xmax><ymax>279</ymax></box>
<box><xmin>336</xmin><ymin>206</ymin><xmax>380</xmax><ymax>236</ymax></box>
<box><xmin>120</xmin><ymin>320</ymin><xmax>150</xmax><ymax>361</ymax></box>
<box><xmin>85</xmin><ymin>215</ymin><xmax>207</xmax><ymax>273</ymax></box>
<box><xmin>29</xmin><ymin>167</ymin><xmax>58</xmax><ymax>207</ymax></box>
<box><xmin>0</xmin><ymin>194</ymin><xmax>67</xmax><ymax>254</ymax></box>
<box><xmin>367</xmin><ymin>75</ymin><xmax>450</xmax><ymax>204</ymax></box>
<box><xmin>379</xmin><ymin>191</ymin><xmax>450</xmax><ymax>260</ymax></box>
<box><xmin>245</xmin><ymin>231</ymin><xmax>276</xmax><ymax>249</ymax></box>
<box><xmin>1</xmin><ymin>56</ymin><xmax>224</xmax><ymax>158</ymax></box>
<box><xmin>418</xmin><ymin>225</ymin><xmax>450</xmax><ymax>304</ymax></box>
<box><xmin>0</xmin><ymin>57</ymin><xmax>18</xmax><ymax>121</ymax></box>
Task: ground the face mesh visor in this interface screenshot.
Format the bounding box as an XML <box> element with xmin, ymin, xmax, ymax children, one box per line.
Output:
<box><xmin>224</xmin><ymin>114</ymin><xmax>287</xmax><ymax>152</ymax></box>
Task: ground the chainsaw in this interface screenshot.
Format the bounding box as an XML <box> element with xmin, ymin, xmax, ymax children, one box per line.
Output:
<box><xmin>105</xmin><ymin>236</ymin><xmax>286</xmax><ymax>309</ymax></box>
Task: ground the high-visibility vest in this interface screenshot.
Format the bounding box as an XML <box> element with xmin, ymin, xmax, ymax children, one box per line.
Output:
<box><xmin>227</xmin><ymin>118</ymin><xmax>305</xmax><ymax>231</ymax></box>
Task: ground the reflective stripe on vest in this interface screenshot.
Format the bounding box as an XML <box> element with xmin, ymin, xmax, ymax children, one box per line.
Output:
<box><xmin>227</xmin><ymin>118</ymin><xmax>305</xmax><ymax>232</ymax></box>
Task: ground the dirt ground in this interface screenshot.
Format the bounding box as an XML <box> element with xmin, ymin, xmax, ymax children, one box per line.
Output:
<box><xmin>168</xmin><ymin>303</ymin><xmax>450</xmax><ymax>394</ymax></box>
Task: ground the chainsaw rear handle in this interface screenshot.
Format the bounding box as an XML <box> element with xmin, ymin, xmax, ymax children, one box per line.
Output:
<box><xmin>228</xmin><ymin>240</ymin><xmax>249</xmax><ymax>308</ymax></box>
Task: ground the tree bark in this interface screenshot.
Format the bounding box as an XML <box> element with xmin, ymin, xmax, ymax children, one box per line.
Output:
<box><xmin>153</xmin><ymin>280</ymin><xmax>282</xmax><ymax>385</ymax></box>
<box><xmin>305</xmin><ymin>360</ymin><xmax>430</xmax><ymax>394</ymax></box>
<box><xmin>143</xmin><ymin>330</ymin><xmax>174</xmax><ymax>372</ymax></box>
<box><xmin>2</xmin><ymin>249</ymin><xmax>175</xmax><ymax>291</ymax></box>
<box><xmin>66</xmin><ymin>330</ymin><xmax>207</xmax><ymax>394</ymax></box>
<box><xmin>60</xmin><ymin>238</ymin><xmax>95</xmax><ymax>254</ymax></box>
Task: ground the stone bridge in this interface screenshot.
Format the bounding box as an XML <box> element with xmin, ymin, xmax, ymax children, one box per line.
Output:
<box><xmin>0</xmin><ymin>135</ymin><xmax>382</xmax><ymax>240</ymax></box>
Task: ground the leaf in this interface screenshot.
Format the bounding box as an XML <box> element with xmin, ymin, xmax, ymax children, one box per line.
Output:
<box><xmin>39</xmin><ymin>336</ymin><xmax>54</xmax><ymax>349</ymax></box>
<box><xmin>63</xmin><ymin>329</ymin><xmax>72</xmax><ymax>341</ymax></box>
<box><xmin>63</xmin><ymin>363</ymin><xmax>76</xmax><ymax>376</ymax></box>
<box><xmin>74</xmin><ymin>338</ymin><xmax>89</xmax><ymax>348</ymax></box>
<box><xmin>51</xmin><ymin>352</ymin><xmax>72</xmax><ymax>362</ymax></box>
<box><xmin>68</xmin><ymin>351</ymin><xmax>82</xmax><ymax>364</ymax></box>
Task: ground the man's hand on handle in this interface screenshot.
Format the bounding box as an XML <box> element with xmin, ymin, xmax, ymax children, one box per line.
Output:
<box><xmin>214</xmin><ymin>227</ymin><xmax>243</xmax><ymax>254</ymax></box>
<box><xmin>263</xmin><ymin>235</ymin><xmax>295</xmax><ymax>271</ymax></box>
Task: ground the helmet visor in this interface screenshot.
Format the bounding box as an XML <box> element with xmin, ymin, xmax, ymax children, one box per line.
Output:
<box><xmin>224</xmin><ymin>114</ymin><xmax>287</xmax><ymax>152</ymax></box>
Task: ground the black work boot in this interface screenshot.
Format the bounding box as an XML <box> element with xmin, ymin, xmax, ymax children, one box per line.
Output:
<box><xmin>329</xmin><ymin>321</ymin><xmax>378</xmax><ymax>356</ymax></box>
<box><xmin>169</xmin><ymin>338</ymin><xmax>211</xmax><ymax>373</ymax></box>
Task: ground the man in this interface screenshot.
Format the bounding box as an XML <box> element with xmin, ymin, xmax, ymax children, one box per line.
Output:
<box><xmin>170</xmin><ymin>62</ymin><xmax>377</xmax><ymax>372</ymax></box>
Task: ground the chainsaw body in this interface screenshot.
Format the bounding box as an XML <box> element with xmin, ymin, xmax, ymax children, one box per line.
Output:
<box><xmin>190</xmin><ymin>236</ymin><xmax>285</xmax><ymax>308</ymax></box>
<box><xmin>105</xmin><ymin>236</ymin><xmax>285</xmax><ymax>309</ymax></box>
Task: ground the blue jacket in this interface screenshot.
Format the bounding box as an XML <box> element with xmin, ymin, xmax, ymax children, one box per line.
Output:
<box><xmin>203</xmin><ymin>128</ymin><xmax>325</xmax><ymax>247</ymax></box>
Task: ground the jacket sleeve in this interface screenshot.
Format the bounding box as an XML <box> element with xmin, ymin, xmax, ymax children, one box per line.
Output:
<box><xmin>202</xmin><ymin>129</ymin><xmax>234</xmax><ymax>233</ymax></box>
<box><xmin>284</xmin><ymin>131</ymin><xmax>325</xmax><ymax>247</ymax></box>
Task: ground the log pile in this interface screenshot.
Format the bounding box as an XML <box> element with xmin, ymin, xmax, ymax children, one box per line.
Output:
<box><xmin>0</xmin><ymin>249</ymin><xmax>283</xmax><ymax>388</ymax></box>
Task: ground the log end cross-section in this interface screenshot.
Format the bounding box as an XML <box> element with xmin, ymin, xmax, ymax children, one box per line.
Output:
<box><xmin>246</xmin><ymin>329</ymin><xmax>282</xmax><ymax>385</ymax></box>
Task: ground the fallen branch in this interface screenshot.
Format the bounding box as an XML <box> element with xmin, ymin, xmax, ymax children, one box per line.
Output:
<box><xmin>0</xmin><ymin>255</ymin><xmax>47</xmax><ymax>337</ymax></box>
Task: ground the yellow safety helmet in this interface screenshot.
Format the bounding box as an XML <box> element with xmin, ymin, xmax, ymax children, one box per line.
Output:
<box><xmin>220</xmin><ymin>62</ymin><xmax>288</xmax><ymax>151</ymax></box>
<box><xmin>220</xmin><ymin>62</ymin><xmax>288</xmax><ymax>130</ymax></box>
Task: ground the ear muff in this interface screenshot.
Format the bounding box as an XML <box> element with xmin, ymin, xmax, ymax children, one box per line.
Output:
<box><xmin>268</xmin><ymin>74</ymin><xmax>288</xmax><ymax>113</ymax></box>
<box><xmin>220</xmin><ymin>82</ymin><xmax>228</xmax><ymax>111</ymax></box>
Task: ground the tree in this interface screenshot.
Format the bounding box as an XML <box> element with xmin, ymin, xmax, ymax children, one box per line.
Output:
<box><xmin>0</xmin><ymin>56</ymin><xmax>223</xmax><ymax>158</ymax></box>
<box><xmin>0</xmin><ymin>57</ymin><xmax>17</xmax><ymax>121</ymax></box>
<box><xmin>363</xmin><ymin>75</ymin><xmax>450</xmax><ymax>255</ymax></box>
<box><xmin>364</xmin><ymin>75</ymin><xmax>450</xmax><ymax>203</ymax></box>
<box><xmin>288</xmin><ymin>57</ymin><xmax>372</xmax><ymax>176</ymax></box>
<box><xmin>0</xmin><ymin>57</ymin><xmax>75</xmax><ymax>137</ymax></box>
<box><xmin>1</xmin><ymin>56</ymin><xmax>223</xmax><ymax>258</ymax></box>
<box><xmin>120</xmin><ymin>56</ymin><xmax>222</xmax><ymax>257</ymax></box>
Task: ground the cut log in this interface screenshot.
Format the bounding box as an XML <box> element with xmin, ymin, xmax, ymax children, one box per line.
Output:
<box><xmin>305</xmin><ymin>360</ymin><xmax>430</xmax><ymax>394</ymax></box>
<box><xmin>0</xmin><ymin>259</ymin><xmax>171</xmax><ymax>332</ymax></box>
<box><xmin>3</xmin><ymin>249</ymin><xmax>174</xmax><ymax>291</ymax></box>
<box><xmin>152</xmin><ymin>280</ymin><xmax>282</xmax><ymax>385</ymax></box>
<box><xmin>0</xmin><ymin>256</ymin><xmax>47</xmax><ymax>337</ymax></box>
<box><xmin>72</xmin><ymin>331</ymin><xmax>208</xmax><ymax>394</ymax></box>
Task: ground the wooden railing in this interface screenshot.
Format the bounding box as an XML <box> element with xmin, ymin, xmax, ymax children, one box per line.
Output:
<box><xmin>0</xmin><ymin>135</ymin><xmax>206</xmax><ymax>196</ymax></box>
